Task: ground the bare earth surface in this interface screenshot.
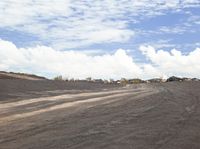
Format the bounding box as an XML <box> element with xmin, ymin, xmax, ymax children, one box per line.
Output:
<box><xmin>0</xmin><ymin>79</ymin><xmax>120</xmax><ymax>102</ymax></box>
<box><xmin>0</xmin><ymin>81</ymin><xmax>200</xmax><ymax>149</ymax></box>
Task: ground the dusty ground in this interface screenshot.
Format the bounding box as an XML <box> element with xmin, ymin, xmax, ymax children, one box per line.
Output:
<box><xmin>0</xmin><ymin>79</ymin><xmax>120</xmax><ymax>102</ymax></box>
<box><xmin>0</xmin><ymin>81</ymin><xmax>200</xmax><ymax>149</ymax></box>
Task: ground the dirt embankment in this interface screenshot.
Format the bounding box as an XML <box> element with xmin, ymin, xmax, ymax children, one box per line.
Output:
<box><xmin>0</xmin><ymin>79</ymin><xmax>121</xmax><ymax>102</ymax></box>
<box><xmin>0</xmin><ymin>71</ymin><xmax>47</xmax><ymax>80</ymax></box>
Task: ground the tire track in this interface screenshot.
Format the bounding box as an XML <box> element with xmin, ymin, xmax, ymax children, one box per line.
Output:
<box><xmin>0</xmin><ymin>87</ymin><xmax>153</xmax><ymax>124</ymax></box>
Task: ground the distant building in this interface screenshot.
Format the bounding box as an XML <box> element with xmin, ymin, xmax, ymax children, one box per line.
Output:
<box><xmin>192</xmin><ymin>78</ymin><xmax>199</xmax><ymax>81</ymax></box>
<box><xmin>128</xmin><ymin>79</ymin><xmax>145</xmax><ymax>84</ymax></box>
<box><xmin>167</xmin><ymin>76</ymin><xmax>183</xmax><ymax>82</ymax></box>
<box><xmin>147</xmin><ymin>78</ymin><xmax>164</xmax><ymax>83</ymax></box>
<box><xmin>182</xmin><ymin>77</ymin><xmax>192</xmax><ymax>81</ymax></box>
<box><xmin>93</xmin><ymin>79</ymin><xmax>104</xmax><ymax>83</ymax></box>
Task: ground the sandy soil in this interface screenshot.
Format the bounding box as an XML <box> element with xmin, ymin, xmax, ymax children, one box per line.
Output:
<box><xmin>0</xmin><ymin>81</ymin><xmax>200</xmax><ymax>149</ymax></box>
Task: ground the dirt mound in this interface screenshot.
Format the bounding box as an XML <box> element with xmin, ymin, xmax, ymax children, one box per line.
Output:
<box><xmin>0</xmin><ymin>71</ymin><xmax>46</xmax><ymax>80</ymax></box>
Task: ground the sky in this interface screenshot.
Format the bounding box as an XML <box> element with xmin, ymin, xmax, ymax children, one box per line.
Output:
<box><xmin>0</xmin><ymin>0</ymin><xmax>200</xmax><ymax>80</ymax></box>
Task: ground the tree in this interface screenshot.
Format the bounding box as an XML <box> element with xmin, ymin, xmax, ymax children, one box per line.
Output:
<box><xmin>86</xmin><ymin>77</ymin><xmax>92</xmax><ymax>82</ymax></box>
<box><xmin>54</xmin><ymin>75</ymin><xmax>63</xmax><ymax>81</ymax></box>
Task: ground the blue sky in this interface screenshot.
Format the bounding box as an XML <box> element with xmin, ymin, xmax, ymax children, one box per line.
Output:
<box><xmin>0</xmin><ymin>0</ymin><xmax>200</xmax><ymax>79</ymax></box>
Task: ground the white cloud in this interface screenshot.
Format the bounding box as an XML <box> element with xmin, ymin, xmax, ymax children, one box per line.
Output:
<box><xmin>0</xmin><ymin>39</ymin><xmax>143</xmax><ymax>79</ymax></box>
<box><xmin>159</xmin><ymin>26</ymin><xmax>188</xmax><ymax>34</ymax></box>
<box><xmin>1</xmin><ymin>39</ymin><xmax>200</xmax><ymax>79</ymax></box>
<box><xmin>187</xmin><ymin>15</ymin><xmax>200</xmax><ymax>25</ymax></box>
<box><xmin>140</xmin><ymin>45</ymin><xmax>200</xmax><ymax>78</ymax></box>
<box><xmin>182</xmin><ymin>0</ymin><xmax>200</xmax><ymax>5</ymax></box>
<box><xmin>141</xmin><ymin>40</ymin><xmax>176</xmax><ymax>49</ymax></box>
<box><xmin>0</xmin><ymin>0</ymin><xmax>199</xmax><ymax>49</ymax></box>
<box><xmin>86</xmin><ymin>29</ymin><xmax>134</xmax><ymax>43</ymax></box>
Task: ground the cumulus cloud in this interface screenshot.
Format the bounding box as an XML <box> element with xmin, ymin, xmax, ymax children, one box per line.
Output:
<box><xmin>1</xmin><ymin>39</ymin><xmax>200</xmax><ymax>79</ymax></box>
<box><xmin>140</xmin><ymin>45</ymin><xmax>200</xmax><ymax>78</ymax></box>
<box><xmin>0</xmin><ymin>39</ymin><xmax>144</xmax><ymax>79</ymax></box>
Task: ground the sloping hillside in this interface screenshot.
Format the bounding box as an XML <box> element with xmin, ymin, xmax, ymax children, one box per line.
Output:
<box><xmin>0</xmin><ymin>71</ymin><xmax>46</xmax><ymax>80</ymax></box>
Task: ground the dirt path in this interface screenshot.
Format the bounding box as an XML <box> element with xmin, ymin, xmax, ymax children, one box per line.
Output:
<box><xmin>0</xmin><ymin>82</ymin><xmax>200</xmax><ymax>149</ymax></box>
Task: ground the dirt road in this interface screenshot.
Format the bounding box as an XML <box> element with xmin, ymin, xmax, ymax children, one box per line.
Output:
<box><xmin>0</xmin><ymin>82</ymin><xmax>200</xmax><ymax>149</ymax></box>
